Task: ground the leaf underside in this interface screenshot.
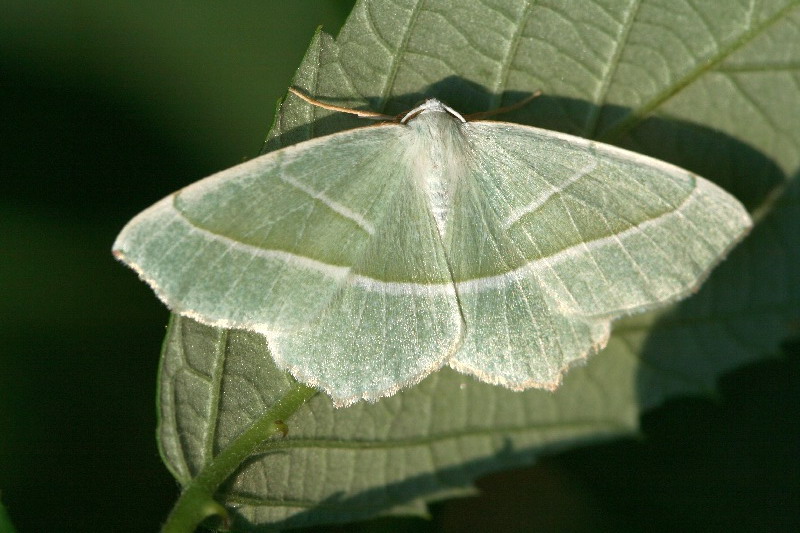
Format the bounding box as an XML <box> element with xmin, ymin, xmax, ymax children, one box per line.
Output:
<box><xmin>158</xmin><ymin>0</ymin><xmax>800</xmax><ymax>529</ymax></box>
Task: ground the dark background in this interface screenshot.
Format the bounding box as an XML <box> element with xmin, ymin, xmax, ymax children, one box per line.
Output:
<box><xmin>0</xmin><ymin>1</ymin><xmax>797</xmax><ymax>531</ymax></box>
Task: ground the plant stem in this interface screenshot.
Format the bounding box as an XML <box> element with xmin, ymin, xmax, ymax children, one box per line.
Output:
<box><xmin>161</xmin><ymin>382</ymin><xmax>319</xmax><ymax>533</ymax></box>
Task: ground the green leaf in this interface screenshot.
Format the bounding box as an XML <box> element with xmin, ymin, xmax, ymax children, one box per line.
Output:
<box><xmin>159</xmin><ymin>0</ymin><xmax>800</xmax><ymax>529</ymax></box>
<box><xmin>160</xmin><ymin>315</ymin><xmax>638</xmax><ymax>529</ymax></box>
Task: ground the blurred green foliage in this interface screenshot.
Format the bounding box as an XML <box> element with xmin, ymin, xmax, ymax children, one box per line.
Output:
<box><xmin>0</xmin><ymin>1</ymin><xmax>797</xmax><ymax>532</ymax></box>
<box><xmin>0</xmin><ymin>2</ymin><xmax>353</xmax><ymax>531</ymax></box>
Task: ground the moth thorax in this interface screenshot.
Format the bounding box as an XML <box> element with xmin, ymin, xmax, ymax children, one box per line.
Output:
<box><xmin>406</xmin><ymin>111</ymin><xmax>464</xmax><ymax>239</ymax></box>
<box><xmin>426</xmin><ymin>158</ymin><xmax>451</xmax><ymax>238</ymax></box>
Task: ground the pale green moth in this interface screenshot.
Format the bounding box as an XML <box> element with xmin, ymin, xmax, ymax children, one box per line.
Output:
<box><xmin>113</xmin><ymin>88</ymin><xmax>752</xmax><ymax>407</ymax></box>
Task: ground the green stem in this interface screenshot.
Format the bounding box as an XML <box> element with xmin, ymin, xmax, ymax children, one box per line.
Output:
<box><xmin>161</xmin><ymin>382</ymin><xmax>319</xmax><ymax>533</ymax></box>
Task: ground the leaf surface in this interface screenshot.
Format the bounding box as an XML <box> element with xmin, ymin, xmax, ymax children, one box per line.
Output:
<box><xmin>159</xmin><ymin>0</ymin><xmax>800</xmax><ymax>528</ymax></box>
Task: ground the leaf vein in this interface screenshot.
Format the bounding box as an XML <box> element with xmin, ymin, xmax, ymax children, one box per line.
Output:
<box><xmin>584</xmin><ymin>0</ymin><xmax>643</xmax><ymax>138</ymax></box>
<box><xmin>601</xmin><ymin>1</ymin><xmax>800</xmax><ymax>142</ymax></box>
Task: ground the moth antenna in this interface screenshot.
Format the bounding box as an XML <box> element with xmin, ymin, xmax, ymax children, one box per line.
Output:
<box><xmin>288</xmin><ymin>87</ymin><xmax>395</xmax><ymax>120</ymax></box>
<box><xmin>464</xmin><ymin>90</ymin><xmax>543</xmax><ymax>120</ymax></box>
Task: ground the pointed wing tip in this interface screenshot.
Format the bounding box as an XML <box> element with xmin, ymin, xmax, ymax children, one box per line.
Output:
<box><xmin>111</xmin><ymin>243</ymin><xmax>133</xmax><ymax>266</ymax></box>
